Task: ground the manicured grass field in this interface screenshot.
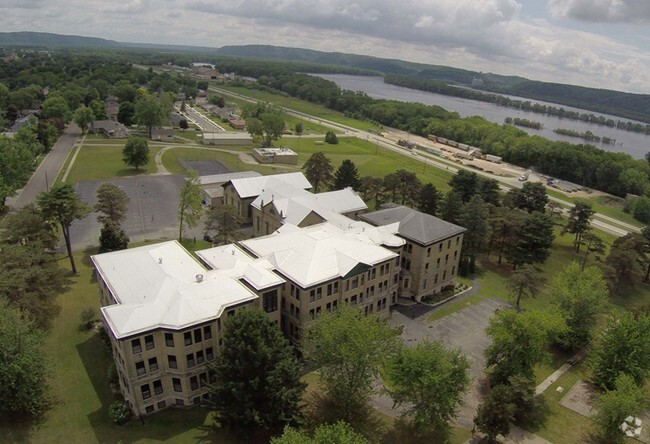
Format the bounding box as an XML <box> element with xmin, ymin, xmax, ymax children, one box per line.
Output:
<box><xmin>62</xmin><ymin>144</ymin><xmax>163</xmax><ymax>183</ymax></box>
<box><xmin>214</xmin><ymin>84</ymin><xmax>383</xmax><ymax>133</ymax></box>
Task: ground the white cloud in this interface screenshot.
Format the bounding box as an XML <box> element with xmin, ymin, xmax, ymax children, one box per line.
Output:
<box><xmin>1</xmin><ymin>0</ymin><xmax>650</xmax><ymax>92</ymax></box>
<box><xmin>548</xmin><ymin>0</ymin><xmax>650</xmax><ymax>23</ymax></box>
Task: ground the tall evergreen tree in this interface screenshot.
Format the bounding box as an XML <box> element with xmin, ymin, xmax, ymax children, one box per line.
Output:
<box><xmin>417</xmin><ymin>183</ymin><xmax>442</xmax><ymax>215</ymax></box>
<box><xmin>205</xmin><ymin>308</ymin><xmax>305</xmax><ymax>434</ymax></box>
<box><xmin>99</xmin><ymin>221</ymin><xmax>129</xmax><ymax>253</ymax></box>
<box><xmin>333</xmin><ymin>159</ymin><xmax>361</xmax><ymax>191</ymax></box>
<box><xmin>459</xmin><ymin>195</ymin><xmax>491</xmax><ymax>274</ymax></box>
<box><xmin>37</xmin><ymin>184</ymin><xmax>90</xmax><ymax>274</ymax></box>
<box><xmin>440</xmin><ymin>190</ymin><xmax>464</xmax><ymax>224</ymax></box>
<box><xmin>95</xmin><ymin>183</ymin><xmax>129</xmax><ymax>225</ymax></box>
<box><xmin>505</xmin><ymin>211</ymin><xmax>555</xmax><ymax>269</ymax></box>
<box><xmin>302</xmin><ymin>152</ymin><xmax>334</xmax><ymax>193</ymax></box>
<box><xmin>563</xmin><ymin>200</ymin><xmax>595</xmax><ymax>253</ymax></box>
<box><xmin>449</xmin><ymin>170</ymin><xmax>479</xmax><ymax>204</ymax></box>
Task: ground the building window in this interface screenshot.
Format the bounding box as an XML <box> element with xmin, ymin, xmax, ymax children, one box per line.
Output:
<box><xmin>168</xmin><ymin>355</ymin><xmax>177</xmax><ymax>369</ymax></box>
<box><xmin>200</xmin><ymin>373</ymin><xmax>207</xmax><ymax>387</ymax></box>
<box><xmin>326</xmin><ymin>302</ymin><xmax>332</xmax><ymax>312</ymax></box>
<box><xmin>148</xmin><ymin>357</ymin><xmax>158</xmax><ymax>372</ymax></box>
<box><xmin>436</xmin><ymin>258</ymin><xmax>441</xmax><ymax>268</ymax></box>
<box><xmin>309</xmin><ymin>309</ymin><xmax>315</xmax><ymax>320</ymax></box>
<box><xmin>136</xmin><ymin>361</ymin><xmax>146</xmax><ymax>376</ymax></box>
<box><xmin>327</xmin><ymin>283</ymin><xmax>332</xmax><ymax>296</ymax></box>
<box><xmin>333</xmin><ymin>300</ymin><xmax>338</xmax><ymax>310</ymax></box>
<box><xmin>145</xmin><ymin>405</ymin><xmax>154</xmax><ymax>414</ymax></box>
<box><xmin>309</xmin><ymin>289</ymin><xmax>315</xmax><ymax>303</ymax></box>
<box><xmin>443</xmin><ymin>270</ymin><xmax>447</xmax><ymax>280</ymax></box>
<box><xmin>425</xmin><ymin>263</ymin><xmax>429</xmax><ymax>271</ymax></box>
<box><xmin>445</xmin><ymin>254</ymin><xmax>449</xmax><ymax>265</ymax></box>
<box><xmin>176</xmin><ymin>398</ymin><xmax>184</xmax><ymax>406</ymax></box>
<box><xmin>165</xmin><ymin>333</ymin><xmax>174</xmax><ymax>347</ymax></box>
<box><xmin>131</xmin><ymin>339</ymin><xmax>142</xmax><ymax>354</ymax></box>
<box><xmin>333</xmin><ymin>282</ymin><xmax>339</xmax><ymax>293</ymax></box>
<box><xmin>263</xmin><ymin>290</ymin><xmax>278</xmax><ymax>312</ymax></box>
<box><xmin>423</xmin><ymin>279</ymin><xmax>427</xmax><ymax>290</ymax></box>
<box><xmin>145</xmin><ymin>334</ymin><xmax>155</xmax><ymax>350</ymax></box>
<box><xmin>193</xmin><ymin>329</ymin><xmax>202</xmax><ymax>343</ymax></box>
<box><xmin>157</xmin><ymin>400</ymin><xmax>166</xmax><ymax>409</ymax></box>
<box><xmin>217</xmin><ymin>318</ymin><xmax>221</xmax><ymax>332</ymax></box>
<box><xmin>173</xmin><ymin>378</ymin><xmax>182</xmax><ymax>392</ymax></box>
<box><xmin>427</xmin><ymin>247</ymin><xmax>431</xmax><ymax>257</ymax></box>
<box><xmin>351</xmin><ymin>277</ymin><xmax>358</xmax><ymax>289</ymax></box>
<box><xmin>206</xmin><ymin>347</ymin><xmax>214</xmax><ymax>361</ymax></box>
<box><xmin>203</xmin><ymin>326</ymin><xmax>212</xmax><ymax>340</ymax></box>
<box><xmin>439</xmin><ymin>243</ymin><xmax>442</xmax><ymax>252</ymax></box>
<box><xmin>193</xmin><ymin>397</ymin><xmax>201</xmax><ymax>405</ymax></box>
<box><xmin>447</xmin><ymin>240</ymin><xmax>451</xmax><ymax>249</ymax></box>
<box><xmin>187</xmin><ymin>353</ymin><xmax>196</xmax><ymax>368</ymax></box>
<box><xmin>371</xmin><ymin>268</ymin><xmax>376</xmax><ymax>279</ymax></box>
<box><xmin>190</xmin><ymin>376</ymin><xmax>199</xmax><ymax>391</ymax></box>
<box><xmin>452</xmin><ymin>266</ymin><xmax>456</xmax><ymax>276</ymax></box>
<box><xmin>434</xmin><ymin>274</ymin><xmax>438</xmax><ymax>284</ymax></box>
<box><xmin>141</xmin><ymin>384</ymin><xmax>151</xmax><ymax>400</ymax></box>
<box><xmin>457</xmin><ymin>236</ymin><xmax>460</xmax><ymax>245</ymax></box>
<box><xmin>196</xmin><ymin>350</ymin><xmax>205</xmax><ymax>365</ymax></box>
<box><xmin>153</xmin><ymin>379</ymin><xmax>163</xmax><ymax>395</ymax></box>
<box><xmin>351</xmin><ymin>295</ymin><xmax>357</xmax><ymax>305</ymax></box>
<box><xmin>184</xmin><ymin>332</ymin><xmax>192</xmax><ymax>346</ymax></box>
<box><xmin>316</xmin><ymin>287</ymin><xmax>322</xmax><ymax>300</ymax></box>
<box><xmin>227</xmin><ymin>310</ymin><xmax>235</xmax><ymax>317</ymax></box>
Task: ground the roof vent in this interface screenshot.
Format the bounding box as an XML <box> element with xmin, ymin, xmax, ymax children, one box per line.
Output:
<box><xmin>158</xmin><ymin>257</ymin><xmax>163</xmax><ymax>264</ymax></box>
<box><xmin>231</xmin><ymin>250</ymin><xmax>235</xmax><ymax>255</ymax></box>
<box><xmin>196</xmin><ymin>274</ymin><xmax>204</xmax><ymax>283</ymax></box>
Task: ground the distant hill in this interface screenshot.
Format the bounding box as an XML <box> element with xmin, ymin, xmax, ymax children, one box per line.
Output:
<box><xmin>216</xmin><ymin>44</ymin><xmax>650</xmax><ymax>123</ymax></box>
<box><xmin>0</xmin><ymin>31</ymin><xmax>120</xmax><ymax>48</ymax></box>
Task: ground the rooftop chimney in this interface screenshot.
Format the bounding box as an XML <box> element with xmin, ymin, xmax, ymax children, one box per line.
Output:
<box><xmin>196</xmin><ymin>274</ymin><xmax>204</xmax><ymax>283</ymax></box>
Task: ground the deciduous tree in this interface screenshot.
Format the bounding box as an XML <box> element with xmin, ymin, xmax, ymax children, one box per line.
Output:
<box><xmin>385</xmin><ymin>341</ymin><xmax>470</xmax><ymax>437</ymax></box>
<box><xmin>204</xmin><ymin>205</ymin><xmax>243</xmax><ymax>246</ymax></box>
<box><xmin>134</xmin><ymin>95</ymin><xmax>163</xmax><ymax>138</ymax></box>
<box><xmin>178</xmin><ymin>170</ymin><xmax>203</xmax><ymax>241</ymax></box>
<box><xmin>591</xmin><ymin>312</ymin><xmax>650</xmax><ymax>390</ymax></box>
<box><xmin>549</xmin><ymin>263</ymin><xmax>608</xmax><ymax>350</ymax></box>
<box><xmin>0</xmin><ymin>302</ymin><xmax>49</xmax><ymax>418</ymax></box>
<box><xmin>485</xmin><ymin>309</ymin><xmax>564</xmax><ymax>386</ymax></box>
<box><xmin>73</xmin><ymin>106</ymin><xmax>95</xmax><ymax>134</ymax></box>
<box><xmin>593</xmin><ymin>373</ymin><xmax>647</xmax><ymax>443</ymax></box>
<box><xmin>37</xmin><ymin>184</ymin><xmax>90</xmax><ymax>274</ymax></box>
<box><xmin>205</xmin><ymin>308</ymin><xmax>305</xmax><ymax>434</ymax></box>
<box><xmin>272</xmin><ymin>421</ymin><xmax>368</xmax><ymax>444</ymax></box>
<box><xmin>122</xmin><ymin>136</ymin><xmax>149</xmax><ymax>170</ymax></box>
<box><xmin>303</xmin><ymin>304</ymin><xmax>400</xmax><ymax>420</ymax></box>
<box><xmin>474</xmin><ymin>384</ymin><xmax>516</xmax><ymax>443</ymax></box>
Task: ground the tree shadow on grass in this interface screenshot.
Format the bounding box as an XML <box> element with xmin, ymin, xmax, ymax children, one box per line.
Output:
<box><xmin>76</xmin><ymin>333</ymin><xmax>208</xmax><ymax>443</ymax></box>
<box><xmin>303</xmin><ymin>392</ymin><xmax>387</xmax><ymax>443</ymax></box>
<box><xmin>0</xmin><ymin>404</ymin><xmax>51</xmax><ymax>443</ymax></box>
<box><xmin>381</xmin><ymin>418</ymin><xmax>452</xmax><ymax>444</ymax></box>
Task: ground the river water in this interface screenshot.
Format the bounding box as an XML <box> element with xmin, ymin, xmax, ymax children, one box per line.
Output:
<box><xmin>317</xmin><ymin>74</ymin><xmax>650</xmax><ymax>159</ymax></box>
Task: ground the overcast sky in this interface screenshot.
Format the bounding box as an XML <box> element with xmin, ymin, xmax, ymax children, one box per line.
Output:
<box><xmin>3</xmin><ymin>0</ymin><xmax>650</xmax><ymax>93</ymax></box>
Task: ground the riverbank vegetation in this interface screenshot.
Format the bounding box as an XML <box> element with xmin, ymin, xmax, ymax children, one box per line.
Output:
<box><xmin>505</xmin><ymin>117</ymin><xmax>543</xmax><ymax>130</ymax></box>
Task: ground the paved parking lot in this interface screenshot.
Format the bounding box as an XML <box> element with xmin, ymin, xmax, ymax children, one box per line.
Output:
<box><xmin>71</xmin><ymin>175</ymin><xmax>205</xmax><ymax>250</ymax></box>
<box><xmin>386</xmin><ymin>298</ymin><xmax>510</xmax><ymax>428</ymax></box>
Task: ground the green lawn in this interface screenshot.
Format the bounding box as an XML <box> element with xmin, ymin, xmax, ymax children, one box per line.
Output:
<box><xmin>214</xmin><ymin>84</ymin><xmax>383</xmax><ymax>133</ymax></box>
<box><xmin>63</xmin><ymin>144</ymin><xmax>162</xmax><ymax>183</ymax></box>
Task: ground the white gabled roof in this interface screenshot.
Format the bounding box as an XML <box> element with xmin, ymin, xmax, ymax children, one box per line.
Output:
<box><xmin>195</xmin><ymin>244</ymin><xmax>285</xmax><ymax>291</ymax></box>
<box><xmin>92</xmin><ymin>241</ymin><xmax>258</xmax><ymax>339</ymax></box>
<box><xmin>237</xmin><ymin>222</ymin><xmax>401</xmax><ymax>288</ymax></box>
<box><xmin>250</xmin><ymin>183</ymin><xmax>367</xmax><ymax>227</ymax></box>
<box><xmin>227</xmin><ymin>172</ymin><xmax>312</xmax><ymax>199</ymax></box>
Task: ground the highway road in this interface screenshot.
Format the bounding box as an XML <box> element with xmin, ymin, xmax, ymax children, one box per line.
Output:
<box><xmin>209</xmin><ymin>86</ymin><xmax>638</xmax><ymax>238</ymax></box>
<box><xmin>7</xmin><ymin>123</ymin><xmax>82</xmax><ymax>208</ymax></box>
